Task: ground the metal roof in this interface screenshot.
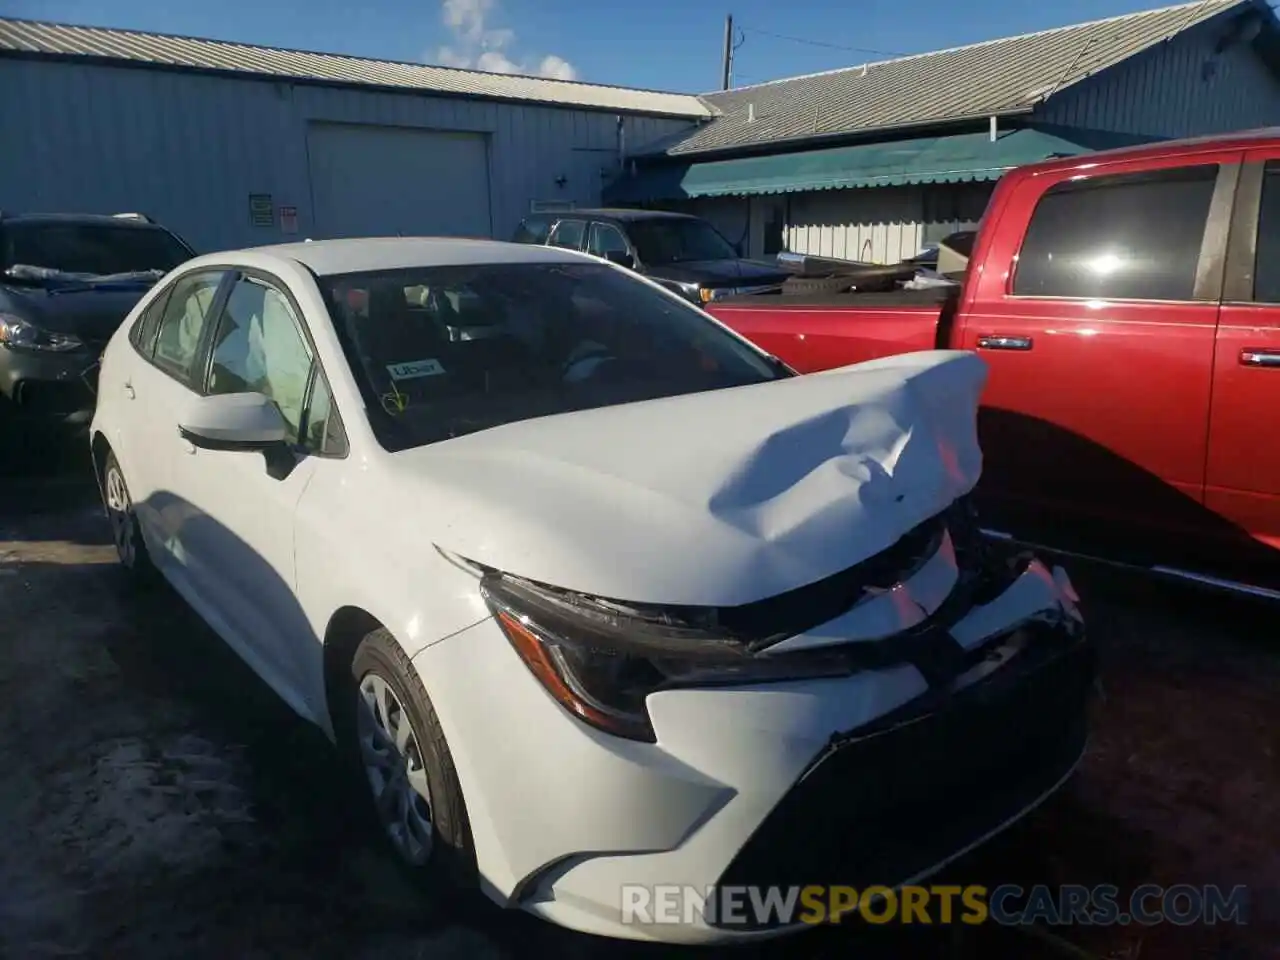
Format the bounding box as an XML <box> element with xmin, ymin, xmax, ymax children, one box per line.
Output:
<box><xmin>661</xmin><ymin>0</ymin><xmax>1260</xmax><ymax>156</ymax></box>
<box><xmin>0</xmin><ymin>16</ymin><xmax>712</xmax><ymax>119</ymax></box>
<box><xmin>605</xmin><ymin>127</ymin><xmax>1160</xmax><ymax>202</ymax></box>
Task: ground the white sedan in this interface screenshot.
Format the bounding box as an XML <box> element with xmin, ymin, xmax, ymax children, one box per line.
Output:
<box><xmin>89</xmin><ymin>238</ymin><xmax>1093</xmax><ymax>943</ymax></box>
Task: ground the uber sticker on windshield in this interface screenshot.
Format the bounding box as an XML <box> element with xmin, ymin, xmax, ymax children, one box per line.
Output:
<box><xmin>387</xmin><ymin>359</ymin><xmax>446</xmax><ymax>381</ymax></box>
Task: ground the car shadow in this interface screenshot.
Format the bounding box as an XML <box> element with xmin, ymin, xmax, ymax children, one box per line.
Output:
<box><xmin>974</xmin><ymin>407</ymin><xmax>1280</xmax><ymax>591</ymax></box>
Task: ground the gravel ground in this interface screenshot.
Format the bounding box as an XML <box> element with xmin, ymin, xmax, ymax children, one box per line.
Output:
<box><xmin>1</xmin><ymin>442</ymin><xmax>1277</xmax><ymax>959</ymax></box>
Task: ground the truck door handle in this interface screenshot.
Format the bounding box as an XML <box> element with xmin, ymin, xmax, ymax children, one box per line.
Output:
<box><xmin>976</xmin><ymin>335</ymin><xmax>1033</xmax><ymax>351</ymax></box>
<box><xmin>1240</xmin><ymin>348</ymin><xmax>1280</xmax><ymax>367</ymax></box>
<box><xmin>123</xmin><ymin>382</ymin><xmax>136</xmax><ymax>400</ymax></box>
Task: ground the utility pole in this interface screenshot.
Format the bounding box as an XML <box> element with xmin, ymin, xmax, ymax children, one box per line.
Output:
<box><xmin>721</xmin><ymin>14</ymin><xmax>733</xmax><ymax>90</ymax></box>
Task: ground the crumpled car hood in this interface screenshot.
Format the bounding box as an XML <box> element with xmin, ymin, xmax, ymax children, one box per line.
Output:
<box><xmin>389</xmin><ymin>350</ymin><xmax>987</xmax><ymax>607</ymax></box>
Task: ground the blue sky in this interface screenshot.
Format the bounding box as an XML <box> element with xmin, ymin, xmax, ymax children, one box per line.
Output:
<box><xmin>0</xmin><ymin>0</ymin><xmax>1197</xmax><ymax>92</ymax></box>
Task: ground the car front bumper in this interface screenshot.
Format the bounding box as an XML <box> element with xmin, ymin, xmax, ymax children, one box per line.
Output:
<box><xmin>0</xmin><ymin>344</ymin><xmax>101</xmax><ymax>426</ymax></box>
<box><xmin>412</xmin><ymin>556</ymin><xmax>1092</xmax><ymax>944</ymax></box>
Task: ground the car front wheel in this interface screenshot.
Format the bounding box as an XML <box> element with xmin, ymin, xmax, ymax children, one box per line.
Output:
<box><xmin>347</xmin><ymin>628</ymin><xmax>477</xmax><ymax>889</ymax></box>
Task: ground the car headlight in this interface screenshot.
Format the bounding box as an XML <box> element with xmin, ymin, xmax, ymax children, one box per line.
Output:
<box><xmin>0</xmin><ymin>313</ymin><xmax>83</xmax><ymax>352</ymax></box>
<box><xmin>480</xmin><ymin>572</ymin><xmax>857</xmax><ymax>742</ymax></box>
<box><xmin>670</xmin><ymin>283</ymin><xmax>727</xmax><ymax>305</ymax></box>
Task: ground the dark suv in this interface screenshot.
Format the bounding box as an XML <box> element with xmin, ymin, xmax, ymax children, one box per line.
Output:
<box><xmin>0</xmin><ymin>212</ymin><xmax>195</xmax><ymax>430</ymax></box>
<box><xmin>511</xmin><ymin>208</ymin><xmax>790</xmax><ymax>305</ymax></box>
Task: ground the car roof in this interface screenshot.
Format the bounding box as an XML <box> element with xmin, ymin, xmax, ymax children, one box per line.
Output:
<box><xmin>0</xmin><ymin>212</ymin><xmax>168</xmax><ymax>229</ymax></box>
<box><xmin>525</xmin><ymin>208</ymin><xmax>699</xmax><ymax>223</ymax></box>
<box><xmin>189</xmin><ymin>236</ymin><xmax>600</xmax><ymax>276</ymax></box>
<box><xmin>1013</xmin><ymin>125</ymin><xmax>1280</xmax><ymax>178</ymax></box>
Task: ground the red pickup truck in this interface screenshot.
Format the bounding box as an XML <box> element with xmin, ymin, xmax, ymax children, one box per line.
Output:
<box><xmin>708</xmin><ymin>128</ymin><xmax>1280</xmax><ymax>599</ymax></box>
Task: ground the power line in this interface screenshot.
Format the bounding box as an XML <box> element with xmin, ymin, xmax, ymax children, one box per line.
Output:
<box><xmin>740</xmin><ymin>25</ymin><xmax>903</xmax><ymax>59</ymax></box>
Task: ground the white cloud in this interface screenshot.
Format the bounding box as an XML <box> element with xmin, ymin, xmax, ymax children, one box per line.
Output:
<box><xmin>427</xmin><ymin>0</ymin><xmax>578</xmax><ymax>81</ymax></box>
<box><xmin>536</xmin><ymin>55</ymin><xmax>577</xmax><ymax>82</ymax></box>
<box><xmin>476</xmin><ymin>50</ymin><xmax>521</xmax><ymax>74</ymax></box>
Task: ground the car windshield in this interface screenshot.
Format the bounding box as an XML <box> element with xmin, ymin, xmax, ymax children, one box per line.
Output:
<box><xmin>0</xmin><ymin>222</ymin><xmax>192</xmax><ymax>277</ymax></box>
<box><xmin>318</xmin><ymin>261</ymin><xmax>787</xmax><ymax>452</ymax></box>
<box><xmin>627</xmin><ymin>219</ymin><xmax>739</xmax><ymax>265</ymax></box>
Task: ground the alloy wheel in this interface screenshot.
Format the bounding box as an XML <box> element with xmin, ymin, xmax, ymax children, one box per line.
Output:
<box><xmin>357</xmin><ymin>672</ymin><xmax>435</xmax><ymax>866</ymax></box>
<box><xmin>103</xmin><ymin>464</ymin><xmax>137</xmax><ymax>569</ymax></box>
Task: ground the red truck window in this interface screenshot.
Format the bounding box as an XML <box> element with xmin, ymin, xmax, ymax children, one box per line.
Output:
<box><xmin>1011</xmin><ymin>165</ymin><xmax>1218</xmax><ymax>302</ymax></box>
<box><xmin>1254</xmin><ymin>162</ymin><xmax>1280</xmax><ymax>303</ymax></box>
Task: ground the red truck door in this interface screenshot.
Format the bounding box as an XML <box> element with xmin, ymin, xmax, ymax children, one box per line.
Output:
<box><xmin>1205</xmin><ymin>153</ymin><xmax>1280</xmax><ymax>558</ymax></box>
<box><xmin>959</xmin><ymin>153</ymin><xmax>1238</xmax><ymax>550</ymax></box>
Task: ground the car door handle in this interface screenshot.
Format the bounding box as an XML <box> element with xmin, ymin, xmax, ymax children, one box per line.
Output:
<box><xmin>1240</xmin><ymin>348</ymin><xmax>1280</xmax><ymax>367</ymax></box>
<box><xmin>976</xmin><ymin>335</ymin><xmax>1034</xmax><ymax>351</ymax></box>
<box><xmin>123</xmin><ymin>381</ymin><xmax>136</xmax><ymax>400</ymax></box>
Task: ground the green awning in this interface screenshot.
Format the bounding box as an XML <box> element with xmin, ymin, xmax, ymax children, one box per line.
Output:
<box><xmin>604</xmin><ymin>127</ymin><xmax>1158</xmax><ymax>202</ymax></box>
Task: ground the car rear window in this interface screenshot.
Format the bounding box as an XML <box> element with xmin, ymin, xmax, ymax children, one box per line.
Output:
<box><xmin>1</xmin><ymin>222</ymin><xmax>193</xmax><ymax>276</ymax></box>
<box><xmin>512</xmin><ymin>216</ymin><xmax>552</xmax><ymax>244</ymax></box>
<box><xmin>1012</xmin><ymin>165</ymin><xmax>1217</xmax><ymax>302</ymax></box>
<box><xmin>628</xmin><ymin>218</ymin><xmax>738</xmax><ymax>265</ymax></box>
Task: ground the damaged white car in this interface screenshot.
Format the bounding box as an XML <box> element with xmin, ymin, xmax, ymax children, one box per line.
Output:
<box><xmin>89</xmin><ymin>238</ymin><xmax>1094</xmax><ymax>944</ymax></box>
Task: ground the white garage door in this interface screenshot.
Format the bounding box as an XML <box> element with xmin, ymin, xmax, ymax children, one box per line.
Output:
<box><xmin>306</xmin><ymin>122</ymin><xmax>492</xmax><ymax>240</ymax></box>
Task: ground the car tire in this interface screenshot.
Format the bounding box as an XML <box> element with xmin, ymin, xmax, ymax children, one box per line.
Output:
<box><xmin>100</xmin><ymin>450</ymin><xmax>159</xmax><ymax>586</ymax></box>
<box><xmin>344</xmin><ymin>628</ymin><xmax>478</xmax><ymax>893</ymax></box>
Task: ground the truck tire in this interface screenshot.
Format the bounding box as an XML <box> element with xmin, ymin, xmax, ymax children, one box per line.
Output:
<box><xmin>781</xmin><ymin>275</ymin><xmax>858</xmax><ymax>295</ymax></box>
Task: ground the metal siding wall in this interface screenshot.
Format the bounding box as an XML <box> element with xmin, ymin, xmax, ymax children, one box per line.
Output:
<box><xmin>1034</xmin><ymin>22</ymin><xmax>1280</xmax><ymax>136</ymax></box>
<box><xmin>0</xmin><ymin>58</ymin><xmax>694</xmax><ymax>252</ymax></box>
<box><xmin>785</xmin><ymin>187</ymin><xmax>926</xmax><ymax>263</ymax></box>
<box><xmin>777</xmin><ymin>181</ymin><xmax>993</xmax><ymax>262</ymax></box>
<box><xmin>0</xmin><ymin>58</ymin><xmax>305</xmax><ymax>253</ymax></box>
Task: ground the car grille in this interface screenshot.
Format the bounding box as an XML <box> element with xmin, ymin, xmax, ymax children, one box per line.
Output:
<box><xmin>709</xmin><ymin>623</ymin><xmax>1094</xmax><ymax>929</ymax></box>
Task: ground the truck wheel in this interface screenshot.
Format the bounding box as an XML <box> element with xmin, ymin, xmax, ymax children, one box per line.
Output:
<box><xmin>781</xmin><ymin>275</ymin><xmax>858</xmax><ymax>295</ymax></box>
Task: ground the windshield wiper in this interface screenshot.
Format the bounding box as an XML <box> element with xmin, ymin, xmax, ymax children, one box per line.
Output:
<box><xmin>3</xmin><ymin>264</ymin><xmax>164</xmax><ymax>292</ymax></box>
<box><xmin>46</xmin><ymin>269</ymin><xmax>166</xmax><ymax>295</ymax></box>
<box><xmin>3</xmin><ymin>263</ymin><xmax>89</xmax><ymax>286</ymax></box>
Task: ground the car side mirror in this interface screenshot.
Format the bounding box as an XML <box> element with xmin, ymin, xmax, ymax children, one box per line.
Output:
<box><xmin>604</xmin><ymin>250</ymin><xmax>635</xmax><ymax>270</ymax></box>
<box><xmin>179</xmin><ymin>392</ymin><xmax>287</xmax><ymax>450</ymax></box>
<box><xmin>179</xmin><ymin>393</ymin><xmax>298</xmax><ymax>479</ymax></box>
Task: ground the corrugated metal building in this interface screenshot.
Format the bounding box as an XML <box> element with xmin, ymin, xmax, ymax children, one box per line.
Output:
<box><xmin>0</xmin><ymin>18</ymin><xmax>709</xmax><ymax>251</ymax></box>
<box><xmin>606</xmin><ymin>0</ymin><xmax>1280</xmax><ymax>263</ymax></box>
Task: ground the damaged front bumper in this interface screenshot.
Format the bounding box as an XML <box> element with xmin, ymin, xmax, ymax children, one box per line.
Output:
<box><xmin>414</xmin><ymin>542</ymin><xmax>1094</xmax><ymax>944</ymax></box>
<box><xmin>710</xmin><ymin>609</ymin><xmax>1093</xmax><ymax>930</ymax></box>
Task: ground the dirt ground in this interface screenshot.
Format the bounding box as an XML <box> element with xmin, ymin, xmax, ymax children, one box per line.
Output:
<box><xmin>1</xmin><ymin>442</ymin><xmax>1277</xmax><ymax>960</ymax></box>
